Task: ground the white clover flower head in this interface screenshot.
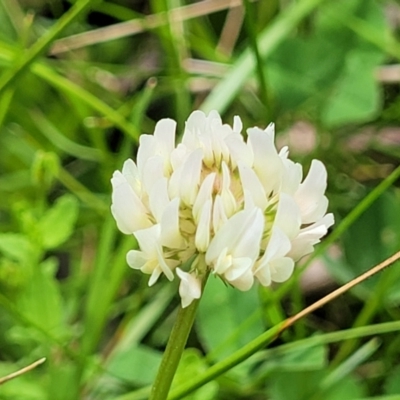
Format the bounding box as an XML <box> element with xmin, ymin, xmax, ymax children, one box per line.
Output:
<box><xmin>111</xmin><ymin>111</ymin><xmax>334</xmax><ymax>308</ymax></box>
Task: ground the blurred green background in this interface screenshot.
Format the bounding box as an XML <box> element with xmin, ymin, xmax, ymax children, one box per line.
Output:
<box><xmin>0</xmin><ymin>0</ymin><xmax>400</xmax><ymax>399</ymax></box>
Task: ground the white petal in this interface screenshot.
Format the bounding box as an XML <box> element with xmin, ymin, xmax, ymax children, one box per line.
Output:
<box><xmin>255</xmin><ymin>227</ymin><xmax>291</xmax><ymax>273</ymax></box>
<box><xmin>182</xmin><ymin>111</ymin><xmax>208</xmax><ymax>150</ymax></box>
<box><xmin>121</xmin><ymin>159</ymin><xmax>141</xmax><ymax>195</ymax></box>
<box><xmin>270</xmin><ymin>257</ymin><xmax>295</xmax><ymax>282</ymax></box>
<box><xmin>225</xmin><ymin>134</ymin><xmax>253</xmax><ymax>167</ymax></box>
<box><xmin>193</xmin><ymin>173</ymin><xmax>215</xmax><ymax>222</ymax></box>
<box><xmin>134</xmin><ymin>224</ymin><xmax>160</xmax><ymax>255</ymax></box>
<box><xmin>126</xmin><ymin>249</ymin><xmax>147</xmax><ymax>270</ymax></box>
<box><xmin>206</xmin><ymin>208</ymin><xmax>263</xmax><ymax>264</ymax></box>
<box><xmin>295</xmin><ymin>160</ymin><xmax>328</xmax><ymax>223</ymax></box>
<box><xmin>248</xmin><ymin>125</ymin><xmax>283</xmax><ymax>196</ymax></box>
<box><xmin>170</xmin><ymin>143</ymin><xmax>189</xmax><ymax>171</ymax></box>
<box><xmin>280</xmin><ymin>158</ymin><xmax>302</xmax><ymax>195</ymax></box>
<box><xmin>220</xmin><ymin>161</ymin><xmax>237</xmax><ymax>217</ymax></box>
<box><xmin>142</xmin><ymin>155</ymin><xmax>164</xmax><ymax>196</ymax></box>
<box><xmin>149</xmin><ymin>177</ymin><xmax>170</xmax><ymax>222</ymax></box>
<box><xmin>111</xmin><ymin>171</ymin><xmax>151</xmax><ymax>234</ymax></box>
<box><xmin>213</xmin><ymin>247</ymin><xmax>230</xmax><ymax>275</ymax></box>
<box><xmin>137</xmin><ymin>134</ymin><xmax>154</xmax><ymax>172</ymax></box>
<box><xmin>176</xmin><ymin>268</ymin><xmax>202</xmax><ymax>308</ymax></box>
<box><xmin>134</xmin><ymin>225</ymin><xmax>175</xmax><ymax>281</ymax></box>
<box><xmin>195</xmin><ymin>199</ymin><xmax>212</xmax><ymax>252</ymax></box>
<box><xmin>160</xmin><ymin>197</ymin><xmax>184</xmax><ymax>248</ymax></box>
<box><xmin>169</xmin><ymin>148</ymin><xmax>203</xmax><ymax>206</ymax></box>
<box><xmin>255</xmin><ymin>266</ymin><xmax>272</xmax><ymax>287</ymax></box>
<box><xmin>153</xmin><ymin>118</ymin><xmax>176</xmax><ymax>160</ymax></box>
<box><xmin>212</xmin><ymin>195</ymin><xmax>228</xmax><ymax>234</ymax></box>
<box><xmin>155</xmin><ymin>241</ymin><xmax>175</xmax><ymax>281</ymax></box>
<box><xmin>238</xmin><ymin>162</ymin><xmax>267</xmax><ymax>210</ymax></box>
<box><xmin>267</xmin><ymin>227</ymin><xmax>292</xmax><ymax>260</ymax></box>
<box><xmin>148</xmin><ymin>267</ymin><xmax>163</xmax><ymax>286</ymax></box>
<box><xmin>233</xmin><ymin>115</ymin><xmax>243</xmax><ymax>133</ymax></box>
<box><xmin>229</xmin><ymin>269</ymin><xmax>254</xmax><ymax>291</ymax></box>
<box><xmin>274</xmin><ymin>193</ymin><xmax>301</xmax><ymax>240</ymax></box>
<box><xmin>224</xmin><ymin>257</ymin><xmax>253</xmax><ymax>281</ymax></box>
<box><xmin>137</xmin><ymin>118</ymin><xmax>176</xmax><ymax>174</ymax></box>
<box><xmin>233</xmin><ymin>209</ymin><xmax>264</xmax><ymax>259</ymax></box>
<box><xmin>289</xmin><ymin>213</ymin><xmax>334</xmax><ymax>260</ymax></box>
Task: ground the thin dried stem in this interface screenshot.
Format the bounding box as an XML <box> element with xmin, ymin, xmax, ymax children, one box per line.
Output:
<box><xmin>0</xmin><ymin>358</ymin><xmax>46</xmax><ymax>385</ymax></box>
<box><xmin>169</xmin><ymin>250</ymin><xmax>400</xmax><ymax>400</ymax></box>
<box><xmin>281</xmin><ymin>250</ymin><xmax>400</xmax><ymax>331</ymax></box>
<box><xmin>51</xmin><ymin>0</ymin><xmax>257</xmax><ymax>55</ymax></box>
<box><xmin>217</xmin><ymin>3</ymin><xmax>245</xmax><ymax>57</ymax></box>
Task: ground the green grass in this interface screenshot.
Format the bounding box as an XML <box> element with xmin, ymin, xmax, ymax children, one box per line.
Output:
<box><xmin>1</xmin><ymin>0</ymin><xmax>400</xmax><ymax>399</ymax></box>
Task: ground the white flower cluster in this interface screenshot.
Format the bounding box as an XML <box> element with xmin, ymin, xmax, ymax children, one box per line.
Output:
<box><xmin>111</xmin><ymin>111</ymin><xmax>334</xmax><ymax>307</ymax></box>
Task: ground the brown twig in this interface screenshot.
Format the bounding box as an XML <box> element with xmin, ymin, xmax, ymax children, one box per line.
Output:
<box><xmin>280</xmin><ymin>250</ymin><xmax>400</xmax><ymax>333</ymax></box>
<box><xmin>0</xmin><ymin>358</ymin><xmax>46</xmax><ymax>385</ymax></box>
<box><xmin>50</xmin><ymin>0</ymin><xmax>256</xmax><ymax>55</ymax></box>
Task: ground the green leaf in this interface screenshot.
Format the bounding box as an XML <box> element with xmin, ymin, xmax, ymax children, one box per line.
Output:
<box><xmin>38</xmin><ymin>194</ymin><xmax>79</xmax><ymax>249</ymax></box>
<box><xmin>0</xmin><ymin>233</ymin><xmax>37</xmax><ymax>265</ymax></box>
<box><xmin>107</xmin><ymin>344</ymin><xmax>162</xmax><ymax>386</ymax></box>
<box><xmin>173</xmin><ymin>349</ymin><xmax>218</xmax><ymax>400</ymax></box>
<box><xmin>267</xmin><ymin>0</ymin><xmax>385</xmax><ymax>125</ymax></box>
<box><xmin>257</xmin><ymin>343</ymin><xmax>327</xmax><ymax>373</ymax></box>
<box><xmin>197</xmin><ymin>276</ymin><xmax>264</xmax><ymax>361</ymax></box>
<box><xmin>0</xmin><ymin>361</ymin><xmax>45</xmax><ymax>400</ymax></box>
<box><xmin>17</xmin><ymin>258</ymin><xmax>65</xmax><ymax>337</ymax></box>
<box><xmin>325</xmin><ymin>190</ymin><xmax>400</xmax><ymax>303</ymax></box>
<box><xmin>266</xmin><ymin>370</ymin><xmax>365</xmax><ymax>400</ymax></box>
<box><xmin>384</xmin><ymin>365</ymin><xmax>400</xmax><ymax>395</ymax></box>
<box><xmin>321</xmin><ymin>50</ymin><xmax>381</xmax><ymax>127</ymax></box>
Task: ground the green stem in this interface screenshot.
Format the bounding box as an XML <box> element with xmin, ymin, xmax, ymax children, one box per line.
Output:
<box><xmin>0</xmin><ymin>0</ymin><xmax>99</xmax><ymax>94</ymax></box>
<box><xmin>169</xmin><ymin>322</ymin><xmax>284</xmax><ymax>400</ymax></box>
<box><xmin>149</xmin><ymin>282</ymin><xmax>205</xmax><ymax>400</ymax></box>
<box><xmin>243</xmin><ymin>0</ymin><xmax>270</xmax><ymax>112</ymax></box>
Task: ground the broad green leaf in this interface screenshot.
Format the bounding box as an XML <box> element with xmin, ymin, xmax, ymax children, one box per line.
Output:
<box><xmin>384</xmin><ymin>365</ymin><xmax>400</xmax><ymax>395</ymax></box>
<box><xmin>17</xmin><ymin>258</ymin><xmax>65</xmax><ymax>337</ymax></box>
<box><xmin>48</xmin><ymin>360</ymin><xmax>81</xmax><ymax>400</ymax></box>
<box><xmin>107</xmin><ymin>344</ymin><xmax>162</xmax><ymax>386</ymax></box>
<box><xmin>267</xmin><ymin>0</ymin><xmax>385</xmax><ymax>125</ymax></box>
<box><xmin>38</xmin><ymin>194</ymin><xmax>79</xmax><ymax>250</ymax></box>
<box><xmin>325</xmin><ymin>190</ymin><xmax>400</xmax><ymax>303</ymax></box>
<box><xmin>197</xmin><ymin>276</ymin><xmax>264</xmax><ymax>361</ymax></box>
<box><xmin>266</xmin><ymin>370</ymin><xmax>365</xmax><ymax>400</ymax></box>
<box><xmin>0</xmin><ymin>233</ymin><xmax>37</xmax><ymax>265</ymax></box>
<box><xmin>321</xmin><ymin>51</ymin><xmax>381</xmax><ymax>127</ymax></box>
<box><xmin>255</xmin><ymin>343</ymin><xmax>327</xmax><ymax>373</ymax></box>
<box><xmin>0</xmin><ymin>362</ymin><xmax>46</xmax><ymax>400</ymax></box>
<box><xmin>173</xmin><ymin>349</ymin><xmax>218</xmax><ymax>400</ymax></box>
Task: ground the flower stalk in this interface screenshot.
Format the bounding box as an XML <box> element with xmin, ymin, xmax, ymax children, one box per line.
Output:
<box><xmin>149</xmin><ymin>273</ymin><xmax>208</xmax><ymax>400</ymax></box>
